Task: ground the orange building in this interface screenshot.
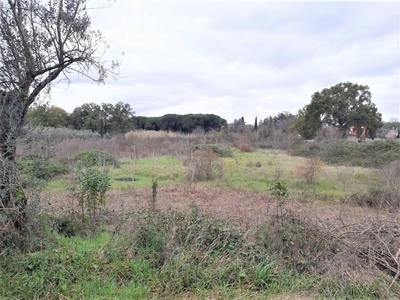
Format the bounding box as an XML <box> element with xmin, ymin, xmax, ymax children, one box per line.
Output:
<box><xmin>348</xmin><ymin>126</ymin><xmax>366</xmax><ymax>142</ymax></box>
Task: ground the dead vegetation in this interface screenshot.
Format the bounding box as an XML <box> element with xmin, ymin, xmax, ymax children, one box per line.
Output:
<box><xmin>41</xmin><ymin>181</ymin><xmax>400</xmax><ymax>294</ymax></box>
<box><xmin>10</xmin><ymin>129</ymin><xmax>400</xmax><ymax>296</ymax></box>
<box><xmin>183</xmin><ymin>149</ymin><xmax>225</xmax><ymax>182</ymax></box>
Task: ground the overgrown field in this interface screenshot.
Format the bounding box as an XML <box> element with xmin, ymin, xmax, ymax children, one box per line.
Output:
<box><xmin>2</xmin><ymin>129</ymin><xmax>400</xmax><ymax>299</ymax></box>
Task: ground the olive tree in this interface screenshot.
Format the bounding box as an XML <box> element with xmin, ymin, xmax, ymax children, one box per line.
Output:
<box><xmin>0</xmin><ymin>0</ymin><xmax>119</xmax><ymax>229</ymax></box>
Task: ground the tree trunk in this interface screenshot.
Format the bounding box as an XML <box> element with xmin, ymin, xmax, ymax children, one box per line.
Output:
<box><xmin>0</xmin><ymin>90</ymin><xmax>28</xmax><ymax>230</ymax></box>
<box><xmin>0</xmin><ymin>135</ymin><xmax>27</xmax><ymax>230</ymax></box>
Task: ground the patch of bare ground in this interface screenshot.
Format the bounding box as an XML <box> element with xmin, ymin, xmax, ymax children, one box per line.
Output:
<box><xmin>43</xmin><ymin>184</ymin><xmax>400</xmax><ymax>294</ymax></box>
<box><xmin>42</xmin><ymin>183</ymin><xmax>397</xmax><ymax>229</ymax></box>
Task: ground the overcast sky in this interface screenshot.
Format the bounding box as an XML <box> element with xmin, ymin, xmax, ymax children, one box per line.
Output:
<box><xmin>50</xmin><ymin>1</ymin><xmax>400</xmax><ymax>123</ymax></box>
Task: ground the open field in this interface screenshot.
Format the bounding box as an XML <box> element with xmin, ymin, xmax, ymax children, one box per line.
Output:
<box><xmin>44</xmin><ymin>183</ymin><xmax>398</xmax><ymax>242</ymax></box>
<box><xmin>47</xmin><ymin>149</ymin><xmax>380</xmax><ymax>197</ymax></box>
<box><xmin>3</xmin><ymin>132</ymin><xmax>400</xmax><ymax>299</ymax></box>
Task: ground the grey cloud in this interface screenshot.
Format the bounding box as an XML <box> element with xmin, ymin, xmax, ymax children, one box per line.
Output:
<box><xmin>48</xmin><ymin>1</ymin><xmax>399</xmax><ymax>123</ymax></box>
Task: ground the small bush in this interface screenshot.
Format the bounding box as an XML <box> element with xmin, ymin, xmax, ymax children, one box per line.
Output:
<box><xmin>346</xmin><ymin>188</ymin><xmax>400</xmax><ymax>210</ymax></box>
<box><xmin>269</xmin><ymin>180</ymin><xmax>290</xmax><ymax>219</ymax></box>
<box><xmin>295</xmin><ymin>158</ymin><xmax>325</xmax><ymax>184</ymax></box>
<box><xmin>72</xmin><ymin>162</ymin><xmax>111</xmax><ymax>222</ymax></box>
<box><xmin>192</xmin><ymin>144</ymin><xmax>234</xmax><ymax>158</ymax></box>
<box><xmin>17</xmin><ymin>156</ymin><xmax>69</xmax><ymax>181</ymax></box>
<box><xmin>256</xmin><ymin>210</ymin><xmax>340</xmax><ymax>274</ymax></box>
<box><xmin>131</xmin><ymin>208</ymin><xmax>244</xmax><ymax>268</ymax></box>
<box><xmin>231</xmin><ymin>137</ymin><xmax>255</xmax><ymax>152</ymax></box>
<box><xmin>72</xmin><ymin>149</ymin><xmax>120</xmax><ymax>168</ymax></box>
<box><xmin>51</xmin><ymin>212</ymin><xmax>90</xmax><ymax>237</ymax></box>
<box><xmin>290</xmin><ymin>141</ymin><xmax>322</xmax><ymax>158</ymax></box>
<box><xmin>379</xmin><ymin>159</ymin><xmax>400</xmax><ymax>189</ymax></box>
<box><xmin>184</xmin><ymin>149</ymin><xmax>224</xmax><ymax>181</ymax></box>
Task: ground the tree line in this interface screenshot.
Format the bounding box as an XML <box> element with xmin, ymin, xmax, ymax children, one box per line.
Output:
<box><xmin>26</xmin><ymin>82</ymin><xmax>390</xmax><ymax>141</ymax></box>
<box><xmin>26</xmin><ymin>101</ymin><xmax>134</xmax><ymax>137</ymax></box>
<box><xmin>26</xmin><ymin>102</ymin><xmax>228</xmax><ymax>135</ymax></box>
<box><xmin>132</xmin><ymin>114</ymin><xmax>227</xmax><ymax>133</ymax></box>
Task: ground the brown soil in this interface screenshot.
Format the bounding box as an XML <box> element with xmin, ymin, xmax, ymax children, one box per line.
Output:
<box><xmin>42</xmin><ymin>183</ymin><xmax>396</xmax><ymax>229</ymax></box>
<box><xmin>41</xmin><ymin>184</ymin><xmax>400</xmax><ymax>296</ymax></box>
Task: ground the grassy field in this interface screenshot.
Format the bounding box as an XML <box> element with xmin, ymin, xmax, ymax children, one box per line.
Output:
<box><xmin>46</xmin><ymin>149</ymin><xmax>381</xmax><ymax>198</ymax></box>
<box><xmin>2</xmin><ymin>132</ymin><xmax>400</xmax><ymax>299</ymax></box>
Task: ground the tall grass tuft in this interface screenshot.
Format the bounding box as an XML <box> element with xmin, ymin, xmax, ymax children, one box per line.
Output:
<box><xmin>183</xmin><ymin>149</ymin><xmax>224</xmax><ymax>182</ymax></box>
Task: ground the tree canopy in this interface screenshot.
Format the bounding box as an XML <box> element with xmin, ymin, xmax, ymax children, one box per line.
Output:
<box><xmin>69</xmin><ymin>101</ymin><xmax>134</xmax><ymax>135</ymax></box>
<box><xmin>292</xmin><ymin>82</ymin><xmax>383</xmax><ymax>139</ymax></box>
<box><xmin>132</xmin><ymin>114</ymin><xmax>227</xmax><ymax>133</ymax></box>
<box><xmin>26</xmin><ymin>102</ymin><xmax>69</xmax><ymax>128</ymax></box>
<box><xmin>0</xmin><ymin>0</ymin><xmax>118</xmax><ymax>229</ymax></box>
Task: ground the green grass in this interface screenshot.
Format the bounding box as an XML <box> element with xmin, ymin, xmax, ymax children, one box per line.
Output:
<box><xmin>10</xmin><ymin>139</ymin><xmax>399</xmax><ymax>299</ymax></box>
<box><xmin>218</xmin><ymin>150</ymin><xmax>380</xmax><ymax>201</ymax></box>
<box><xmin>45</xmin><ymin>156</ymin><xmax>185</xmax><ymax>192</ymax></box>
<box><xmin>45</xmin><ymin>149</ymin><xmax>383</xmax><ymax>202</ymax></box>
<box><xmin>0</xmin><ymin>233</ymin><xmax>153</xmax><ymax>299</ymax></box>
<box><xmin>110</xmin><ymin>156</ymin><xmax>185</xmax><ymax>188</ymax></box>
<box><xmin>1</xmin><ymin>208</ymin><xmax>392</xmax><ymax>299</ymax></box>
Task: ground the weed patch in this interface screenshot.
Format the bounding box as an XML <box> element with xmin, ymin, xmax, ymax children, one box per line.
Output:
<box><xmin>345</xmin><ymin>187</ymin><xmax>400</xmax><ymax>210</ymax></box>
<box><xmin>183</xmin><ymin>149</ymin><xmax>224</xmax><ymax>182</ymax></box>
<box><xmin>1</xmin><ymin>207</ymin><xmax>396</xmax><ymax>299</ymax></box>
<box><xmin>192</xmin><ymin>144</ymin><xmax>234</xmax><ymax>158</ymax></box>
<box><xmin>231</xmin><ymin>137</ymin><xmax>256</xmax><ymax>152</ymax></box>
<box><xmin>72</xmin><ymin>149</ymin><xmax>120</xmax><ymax>168</ymax></box>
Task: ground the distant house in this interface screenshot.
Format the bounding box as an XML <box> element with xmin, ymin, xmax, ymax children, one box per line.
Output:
<box><xmin>386</xmin><ymin>128</ymin><xmax>400</xmax><ymax>139</ymax></box>
<box><xmin>347</xmin><ymin>126</ymin><xmax>399</xmax><ymax>142</ymax></box>
<box><xmin>347</xmin><ymin>126</ymin><xmax>366</xmax><ymax>142</ymax></box>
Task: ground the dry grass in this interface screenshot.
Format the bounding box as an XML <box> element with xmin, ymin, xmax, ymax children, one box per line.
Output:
<box><xmin>42</xmin><ymin>183</ymin><xmax>391</xmax><ymax>229</ymax></box>
<box><xmin>52</xmin><ymin>130</ymin><xmax>216</xmax><ymax>160</ymax></box>
<box><xmin>176</xmin><ymin>291</ymin><xmax>316</xmax><ymax>300</ymax></box>
<box><xmin>125</xmin><ymin>130</ymin><xmax>178</xmax><ymax>140</ymax></box>
<box><xmin>231</xmin><ymin>137</ymin><xmax>256</xmax><ymax>152</ymax></box>
<box><xmin>55</xmin><ymin>136</ymin><xmax>132</xmax><ymax>159</ymax></box>
<box><xmin>41</xmin><ymin>183</ymin><xmax>400</xmax><ymax>291</ymax></box>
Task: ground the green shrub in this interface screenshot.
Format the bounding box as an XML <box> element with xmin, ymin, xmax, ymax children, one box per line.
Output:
<box><xmin>73</xmin><ymin>162</ymin><xmax>111</xmax><ymax>222</ymax></box>
<box><xmin>72</xmin><ymin>149</ymin><xmax>120</xmax><ymax>168</ymax></box>
<box><xmin>17</xmin><ymin>156</ymin><xmax>69</xmax><ymax>181</ymax></box>
<box><xmin>51</xmin><ymin>212</ymin><xmax>92</xmax><ymax>237</ymax></box>
<box><xmin>290</xmin><ymin>141</ymin><xmax>322</xmax><ymax>158</ymax></box>
<box><xmin>192</xmin><ymin>144</ymin><xmax>234</xmax><ymax>158</ymax></box>
<box><xmin>294</xmin><ymin>139</ymin><xmax>400</xmax><ymax>168</ymax></box>
<box><xmin>256</xmin><ymin>210</ymin><xmax>340</xmax><ymax>274</ymax></box>
<box><xmin>350</xmin><ymin>140</ymin><xmax>400</xmax><ymax>167</ymax></box>
<box><xmin>132</xmin><ymin>208</ymin><xmax>243</xmax><ymax>256</ymax></box>
<box><xmin>22</xmin><ymin>126</ymin><xmax>102</xmax><ymax>141</ymax></box>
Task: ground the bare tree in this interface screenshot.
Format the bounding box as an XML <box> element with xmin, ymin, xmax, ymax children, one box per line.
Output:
<box><xmin>0</xmin><ymin>0</ymin><xmax>119</xmax><ymax>229</ymax></box>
